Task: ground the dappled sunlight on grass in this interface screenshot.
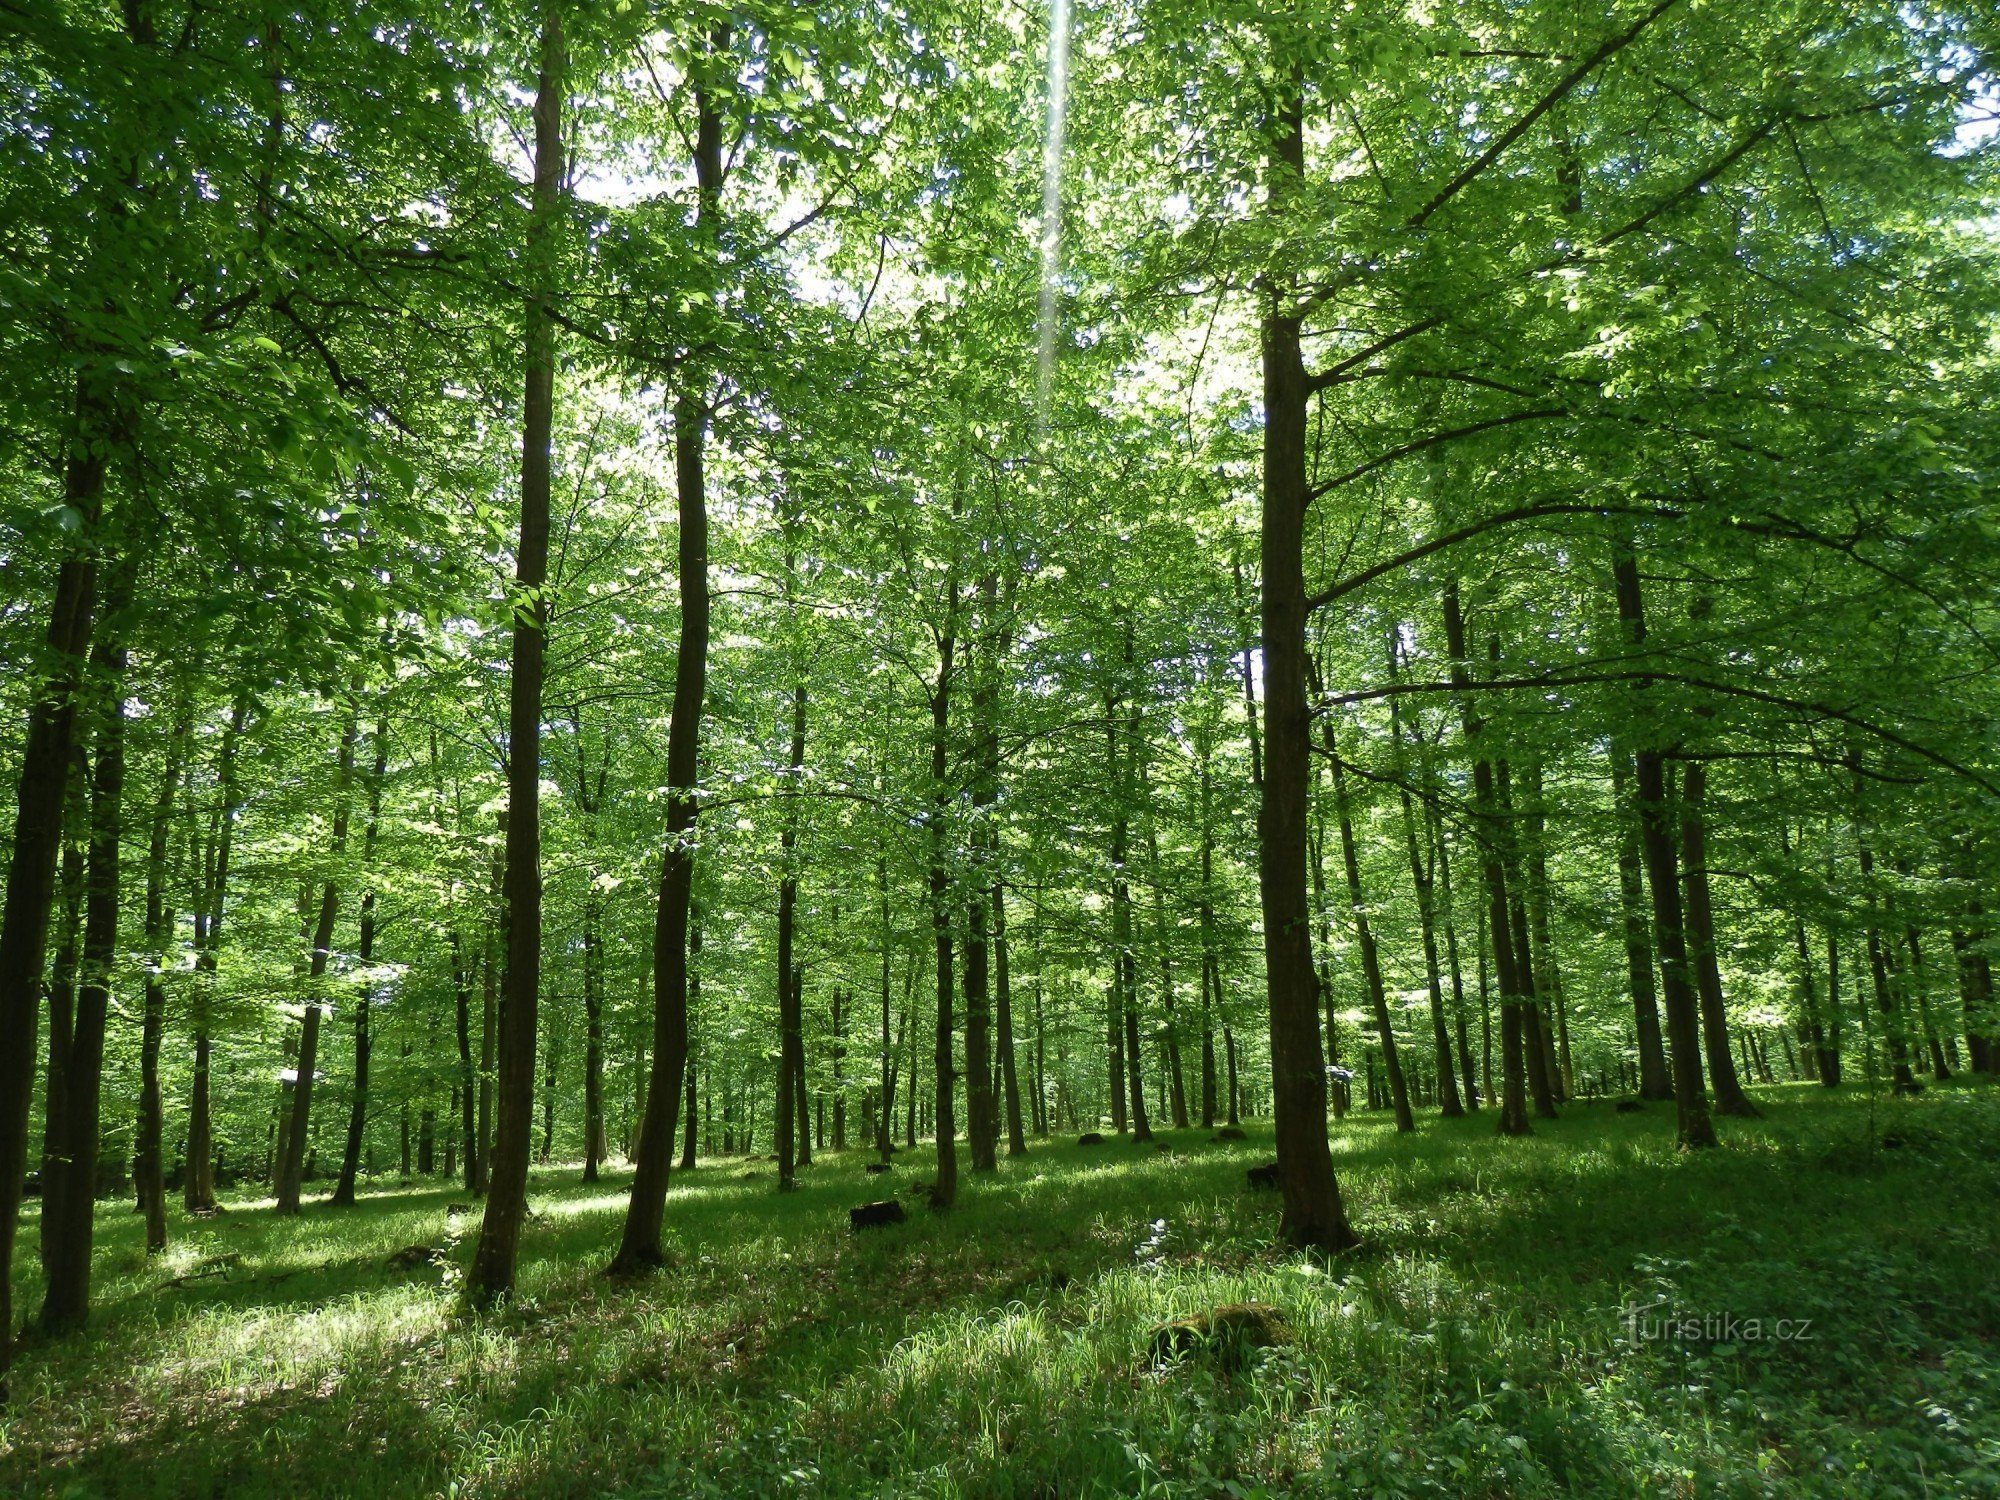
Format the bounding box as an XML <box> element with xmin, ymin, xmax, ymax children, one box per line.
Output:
<box><xmin>5</xmin><ymin>1083</ymin><xmax>1999</xmax><ymax>1496</ymax></box>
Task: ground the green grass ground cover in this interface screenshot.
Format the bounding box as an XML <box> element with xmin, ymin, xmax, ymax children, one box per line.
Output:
<box><xmin>4</xmin><ymin>1083</ymin><xmax>1998</xmax><ymax>1497</ymax></box>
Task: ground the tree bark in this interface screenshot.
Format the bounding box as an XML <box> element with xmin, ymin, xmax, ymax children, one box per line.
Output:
<box><xmin>1327</xmin><ymin>730</ymin><xmax>1414</xmax><ymax>1132</ymax></box>
<box><xmin>608</xmin><ymin>22</ymin><xmax>724</xmax><ymax>1272</ymax></box>
<box><xmin>276</xmin><ymin>703</ymin><xmax>360</xmax><ymax>1213</ymax></box>
<box><xmin>185</xmin><ymin>695</ymin><xmax>248</xmax><ymax>1212</ymax></box>
<box><xmin>993</xmin><ymin>884</ymin><xmax>1027</xmax><ymax>1155</ymax></box>
<box><xmin>1678</xmin><ymin>761</ymin><xmax>1758</xmax><ymax>1116</ymax></box>
<box><xmin>40</xmin><ymin>601</ymin><xmax>130</xmax><ymax>1334</ymax></box>
<box><xmin>582</xmin><ymin>885</ymin><xmax>607</xmax><ymax>1181</ymax></box>
<box><xmin>1610</xmin><ymin>549</ymin><xmax>1717</xmax><ymax>1148</ymax></box>
<box><xmin>1255</xmin><ymin>66</ymin><xmax>1358</xmax><ymax>1253</ymax></box>
<box><xmin>1440</xmin><ymin>582</ymin><xmax>1531</xmax><ymax>1135</ymax></box>
<box><xmin>1385</xmin><ymin>632</ymin><xmax>1463</xmax><ymax>1117</ymax></box>
<box><xmin>927</xmin><ymin>607</ymin><xmax>960</xmax><ymax>1209</ymax></box>
<box><xmin>0</xmin><ymin>411</ymin><xmax>103</xmax><ymax>1384</ymax></box>
<box><xmin>469</xmin><ymin>1</ymin><xmax>562</xmax><ymax>1303</ymax></box>
<box><xmin>776</xmin><ymin>668</ymin><xmax>807</xmax><ymax>1191</ymax></box>
<box><xmin>135</xmin><ymin>698</ymin><xmax>193</xmax><ymax>1251</ymax></box>
<box><xmin>332</xmin><ymin>717</ymin><xmax>389</xmax><ymax>1206</ymax></box>
<box><xmin>680</xmin><ymin>909</ymin><xmax>702</xmax><ymax>1170</ymax></box>
<box><xmin>1611</xmin><ymin>748</ymin><xmax>1673</xmax><ymax>1098</ymax></box>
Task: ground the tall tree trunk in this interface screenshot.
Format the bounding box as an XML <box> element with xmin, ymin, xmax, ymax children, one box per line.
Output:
<box><xmin>135</xmin><ymin>698</ymin><xmax>193</xmax><ymax>1251</ymax></box>
<box><xmin>1426</xmin><ymin>798</ymin><xmax>1479</xmax><ymax>1110</ymax></box>
<box><xmin>1440</xmin><ymin>582</ymin><xmax>1530</xmax><ymax>1135</ymax></box>
<box><xmin>792</xmin><ymin>965</ymin><xmax>811</xmax><ymax>1167</ymax></box>
<box><xmin>1144</xmin><ymin>822</ymin><xmax>1189</xmax><ymax>1130</ymax></box>
<box><xmin>469</xmin><ymin>2</ymin><xmax>562</xmax><ymax>1302</ymax></box>
<box><xmin>877</xmin><ymin>859</ymin><xmax>896</xmax><ymax>1158</ymax></box>
<box><xmin>609</xmin><ymin>29</ymin><xmax>722</xmax><ymax>1269</ymax></box>
<box><xmin>1105</xmin><ymin>974</ymin><xmax>1126</xmax><ymax>1132</ymax></box>
<box><xmin>0</xmin><ymin>413</ymin><xmax>103</xmax><ymax>1384</ymax></box>
<box><xmin>40</xmin><ymin>601</ymin><xmax>130</xmax><ymax>1334</ymax></box>
<box><xmin>187</xmin><ymin>694</ymin><xmax>246</xmax><ymax>1213</ymax></box>
<box><xmin>332</xmin><ymin>718</ymin><xmax>389</xmax><ymax>1206</ymax></box>
<box><xmin>1224</xmin><ymin>1022</ymin><xmax>1240</xmax><ymax>1126</ymax></box>
<box><xmin>962</xmin><ymin>851</ymin><xmax>995</xmax><ymax>1168</ymax></box>
<box><xmin>1610</xmin><ymin>748</ymin><xmax>1672</xmax><ymax>1099</ymax></box>
<box><xmin>963</xmin><ymin>574</ymin><xmax>1002</xmax><ymax>1169</ymax></box>
<box><xmin>927</xmin><ymin>607</ymin><xmax>959</xmax><ymax>1209</ymax></box>
<box><xmin>1254</xmin><ymin>66</ymin><xmax>1358</xmax><ymax>1253</ymax></box>
<box><xmin>1107</xmin><ymin>688</ymin><xmax>1151</xmax><ymax>1144</ymax></box>
<box><xmin>1954</xmin><ymin>899</ymin><xmax>1998</xmax><ymax>1076</ymax></box>
<box><xmin>454</xmin><ymin>929</ymin><xmax>483</xmax><ymax>1194</ymax></box>
<box><xmin>830</xmin><ymin>983</ymin><xmax>848</xmax><ymax>1152</ymax></box>
<box><xmin>1521</xmin><ymin>760</ymin><xmax>1574</xmax><ymax>1102</ymax></box>
<box><xmin>40</xmin><ymin>807</ymin><xmax>86</xmax><ymax>1276</ymax></box>
<box><xmin>1782</xmin><ymin>824</ymin><xmax>1840</xmax><ymax>1086</ymax></box>
<box><xmin>1496</xmin><ymin>752</ymin><xmax>1558</xmax><ymax>1121</ymax></box>
<box><xmin>1196</xmin><ymin>745</ymin><xmax>1221</xmax><ymax>1129</ymax></box>
<box><xmin>582</xmin><ymin>885</ymin><xmax>606</xmax><ymax>1181</ymax></box>
<box><xmin>277</xmin><ymin>704</ymin><xmax>361</xmax><ymax>1213</ymax></box>
<box><xmin>1678</xmin><ymin>761</ymin><xmax>1758</xmax><ymax>1116</ymax></box>
<box><xmin>680</xmin><ymin>909</ymin><xmax>702</xmax><ymax>1171</ymax></box>
<box><xmin>776</xmin><ymin>669</ymin><xmax>807</xmax><ymax>1191</ymax></box>
<box><xmin>1611</xmin><ymin>550</ymin><xmax>1717</xmax><ymax>1148</ymax></box>
<box><xmin>1327</xmin><ymin>729</ymin><xmax>1414</xmax><ymax>1133</ymax></box>
<box><xmin>993</xmin><ymin>884</ymin><xmax>1027</xmax><ymax>1155</ymax></box>
<box><xmin>1385</xmin><ymin>632</ymin><xmax>1463</xmax><ymax>1117</ymax></box>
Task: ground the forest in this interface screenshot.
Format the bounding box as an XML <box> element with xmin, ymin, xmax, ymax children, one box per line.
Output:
<box><xmin>2</xmin><ymin>0</ymin><xmax>1999</xmax><ymax>1495</ymax></box>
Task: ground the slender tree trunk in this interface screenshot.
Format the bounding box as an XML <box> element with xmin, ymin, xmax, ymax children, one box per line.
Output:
<box><xmin>582</xmin><ymin>886</ymin><xmax>606</xmax><ymax>1181</ymax></box>
<box><xmin>1310</xmin><ymin>809</ymin><xmax>1346</xmax><ymax>1123</ymax></box>
<box><xmin>610</xmin><ymin>34</ymin><xmax>723</xmax><ymax>1265</ymax></box>
<box><xmin>1254</xmin><ymin>69</ymin><xmax>1357</xmax><ymax>1252</ymax></box>
<box><xmin>0</xmin><ymin>432</ymin><xmax>102</xmax><ymax>1382</ymax></box>
<box><xmin>792</xmin><ymin>966</ymin><xmax>812</xmax><ymax>1167</ymax></box>
<box><xmin>1611</xmin><ymin>749</ymin><xmax>1672</xmax><ymax>1099</ymax></box>
<box><xmin>1327</xmin><ymin>732</ymin><xmax>1414</xmax><ymax>1132</ymax></box>
<box><xmin>1678</xmin><ymin>761</ymin><xmax>1758</xmax><ymax>1116</ymax></box>
<box><xmin>1427</xmin><ymin>799</ymin><xmax>1479</xmax><ymax>1110</ymax></box>
<box><xmin>453</xmin><ymin>929</ymin><xmax>482</xmax><ymax>1194</ymax></box>
<box><xmin>962</xmin><ymin>848</ymin><xmax>995</xmax><ymax>1168</ymax></box>
<box><xmin>1611</xmin><ymin>550</ymin><xmax>1716</xmax><ymax>1147</ymax></box>
<box><xmin>41</xmin><ymin>809</ymin><xmax>86</xmax><ymax>1275</ymax></box>
<box><xmin>1106</xmin><ymin>975</ymin><xmax>1126</xmax><ymax>1133</ymax></box>
<box><xmin>469</xmin><ymin>2</ymin><xmax>562</xmax><ymax>1302</ymax></box>
<box><xmin>1107</xmin><ymin>687</ymin><xmax>1152</xmax><ymax>1144</ymax></box>
<box><xmin>40</xmin><ymin>604</ymin><xmax>130</xmax><ymax>1334</ymax></box>
<box><xmin>1440</xmin><ymin>583</ymin><xmax>1530</xmax><ymax>1135</ymax></box>
<box><xmin>1782</xmin><ymin>826</ymin><xmax>1840</xmax><ymax>1085</ymax></box>
<box><xmin>877</xmin><ymin>861</ymin><xmax>897</xmax><ymax>1158</ymax></box>
<box><xmin>135</xmin><ymin>700</ymin><xmax>192</xmax><ymax>1253</ymax></box>
<box><xmin>1197</xmin><ymin>747</ymin><xmax>1221</xmax><ymax>1128</ymax></box>
<box><xmin>776</xmin><ymin>669</ymin><xmax>807</xmax><ymax>1191</ymax></box>
<box><xmin>1954</xmin><ymin>900</ymin><xmax>1998</xmax><ymax>1076</ymax></box>
<box><xmin>993</xmin><ymin>884</ymin><xmax>1027</xmax><ymax>1155</ymax></box>
<box><xmin>1385</xmin><ymin>634</ymin><xmax>1462</xmax><ymax>1117</ymax></box>
<box><xmin>927</xmin><ymin>596</ymin><xmax>960</xmax><ymax>1208</ymax></box>
<box><xmin>332</xmin><ymin>718</ymin><xmax>388</xmax><ymax>1206</ymax></box>
<box><xmin>277</xmin><ymin>705</ymin><xmax>360</xmax><ymax>1213</ymax></box>
<box><xmin>680</xmin><ymin>910</ymin><xmax>702</xmax><ymax>1171</ymax></box>
<box><xmin>1521</xmin><ymin>761</ymin><xmax>1573</xmax><ymax>1103</ymax></box>
<box><xmin>1224</xmin><ymin>1022</ymin><xmax>1240</xmax><ymax>1126</ymax></box>
<box><xmin>1497</xmin><ymin>756</ymin><xmax>1558</xmax><ymax>1121</ymax></box>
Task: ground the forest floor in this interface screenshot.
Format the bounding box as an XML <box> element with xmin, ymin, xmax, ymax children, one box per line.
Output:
<box><xmin>3</xmin><ymin>1083</ymin><xmax>1998</xmax><ymax>1498</ymax></box>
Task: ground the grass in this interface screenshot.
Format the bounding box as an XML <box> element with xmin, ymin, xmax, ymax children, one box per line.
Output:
<box><xmin>4</xmin><ymin>1083</ymin><xmax>1999</xmax><ymax>1497</ymax></box>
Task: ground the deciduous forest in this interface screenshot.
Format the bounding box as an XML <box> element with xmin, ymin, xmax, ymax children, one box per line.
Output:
<box><xmin>3</xmin><ymin>0</ymin><xmax>1999</xmax><ymax>1494</ymax></box>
